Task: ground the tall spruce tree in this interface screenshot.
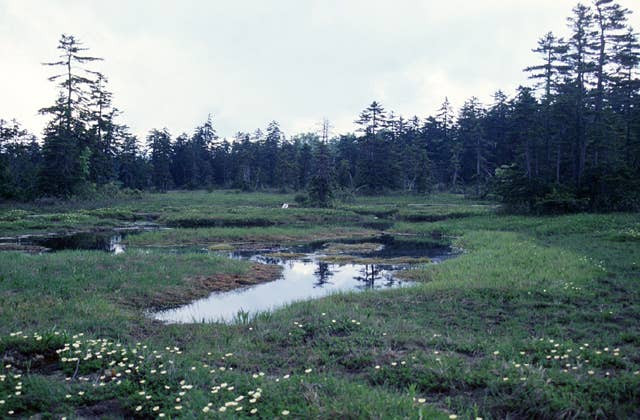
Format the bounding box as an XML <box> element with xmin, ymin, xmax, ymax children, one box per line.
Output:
<box><xmin>592</xmin><ymin>0</ymin><xmax>631</xmax><ymax>165</ymax></box>
<box><xmin>564</xmin><ymin>4</ymin><xmax>598</xmax><ymax>185</ymax></box>
<box><xmin>610</xmin><ymin>27</ymin><xmax>640</xmax><ymax>165</ymax></box>
<box><xmin>38</xmin><ymin>34</ymin><xmax>103</xmax><ymax>196</ymax></box>
<box><xmin>86</xmin><ymin>72</ymin><xmax>118</xmax><ymax>185</ymax></box>
<box><xmin>457</xmin><ymin>97</ymin><xmax>490</xmax><ymax>194</ymax></box>
<box><xmin>525</xmin><ymin>32</ymin><xmax>569</xmax><ymax>180</ymax></box>
<box><xmin>308</xmin><ymin>134</ymin><xmax>334</xmax><ymax>207</ymax></box>
<box><xmin>147</xmin><ymin>128</ymin><xmax>173</xmax><ymax>192</ymax></box>
<box><xmin>117</xmin><ymin>130</ymin><xmax>147</xmax><ymax>190</ymax></box>
<box><xmin>355</xmin><ymin>101</ymin><xmax>387</xmax><ymax>136</ymax></box>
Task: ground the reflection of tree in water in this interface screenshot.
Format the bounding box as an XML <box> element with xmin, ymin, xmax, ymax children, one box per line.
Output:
<box><xmin>313</xmin><ymin>262</ymin><xmax>334</xmax><ymax>287</ymax></box>
<box><xmin>354</xmin><ymin>264</ymin><xmax>395</xmax><ymax>289</ymax></box>
<box><xmin>259</xmin><ymin>256</ymin><xmax>286</xmax><ymax>266</ymax></box>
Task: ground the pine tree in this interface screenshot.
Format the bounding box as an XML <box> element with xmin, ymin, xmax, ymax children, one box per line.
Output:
<box><xmin>170</xmin><ymin>133</ymin><xmax>191</xmax><ymax>188</ymax></box>
<box><xmin>485</xmin><ymin>91</ymin><xmax>511</xmax><ymax>167</ymax></box>
<box><xmin>308</xmin><ymin>137</ymin><xmax>334</xmax><ymax>207</ymax></box>
<box><xmin>261</xmin><ymin>121</ymin><xmax>283</xmax><ymax>187</ymax></box>
<box><xmin>564</xmin><ymin>4</ymin><xmax>598</xmax><ymax>185</ymax></box>
<box><xmin>190</xmin><ymin>115</ymin><xmax>218</xmax><ymax>188</ymax></box>
<box><xmin>86</xmin><ymin>72</ymin><xmax>118</xmax><ymax>185</ymax></box>
<box><xmin>38</xmin><ymin>34</ymin><xmax>103</xmax><ymax>196</ymax></box>
<box><xmin>233</xmin><ymin>132</ymin><xmax>256</xmax><ymax>190</ymax></box>
<box><xmin>457</xmin><ymin>97</ymin><xmax>489</xmax><ymax>194</ymax></box>
<box><xmin>592</xmin><ymin>0</ymin><xmax>631</xmax><ymax>165</ymax></box>
<box><xmin>116</xmin><ymin>129</ymin><xmax>147</xmax><ymax>190</ymax></box>
<box><xmin>355</xmin><ymin>101</ymin><xmax>387</xmax><ymax>136</ymax></box>
<box><xmin>295</xmin><ymin>140</ymin><xmax>314</xmax><ymax>189</ymax></box>
<box><xmin>610</xmin><ymin>27</ymin><xmax>640</xmax><ymax>165</ymax></box>
<box><xmin>432</xmin><ymin>98</ymin><xmax>457</xmax><ymax>187</ymax></box>
<box><xmin>509</xmin><ymin>87</ymin><xmax>542</xmax><ymax>179</ymax></box>
<box><xmin>525</xmin><ymin>32</ymin><xmax>569</xmax><ymax>180</ymax></box>
<box><xmin>147</xmin><ymin>128</ymin><xmax>173</xmax><ymax>192</ymax></box>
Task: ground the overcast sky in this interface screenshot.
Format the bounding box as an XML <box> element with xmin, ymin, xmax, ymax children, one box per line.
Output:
<box><xmin>2</xmin><ymin>0</ymin><xmax>640</xmax><ymax>140</ymax></box>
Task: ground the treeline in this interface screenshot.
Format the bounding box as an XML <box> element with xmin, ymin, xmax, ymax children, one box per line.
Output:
<box><xmin>1</xmin><ymin>1</ymin><xmax>640</xmax><ymax>211</ymax></box>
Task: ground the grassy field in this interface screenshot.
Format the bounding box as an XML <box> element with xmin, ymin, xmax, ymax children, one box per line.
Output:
<box><xmin>0</xmin><ymin>191</ymin><xmax>638</xmax><ymax>418</ymax></box>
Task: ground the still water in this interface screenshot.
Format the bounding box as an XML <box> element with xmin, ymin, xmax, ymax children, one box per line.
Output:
<box><xmin>0</xmin><ymin>225</ymin><xmax>159</xmax><ymax>254</ymax></box>
<box><xmin>153</xmin><ymin>247</ymin><xmax>451</xmax><ymax>324</ymax></box>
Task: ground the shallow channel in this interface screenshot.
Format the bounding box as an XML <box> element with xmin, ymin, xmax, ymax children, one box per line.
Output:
<box><xmin>0</xmin><ymin>224</ymin><xmax>159</xmax><ymax>254</ymax></box>
<box><xmin>152</xmin><ymin>244</ymin><xmax>453</xmax><ymax>324</ymax></box>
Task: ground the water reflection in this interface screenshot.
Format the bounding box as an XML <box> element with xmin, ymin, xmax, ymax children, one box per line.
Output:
<box><xmin>353</xmin><ymin>264</ymin><xmax>396</xmax><ymax>289</ymax></box>
<box><xmin>30</xmin><ymin>232</ymin><xmax>127</xmax><ymax>253</ymax></box>
<box><xmin>313</xmin><ymin>262</ymin><xmax>334</xmax><ymax>287</ymax></box>
<box><xmin>153</xmin><ymin>253</ymin><xmax>420</xmax><ymax>324</ymax></box>
<box><xmin>0</xmin><ymin>227</ymin><xmax>158</xmax><ymax>254</ymax></box>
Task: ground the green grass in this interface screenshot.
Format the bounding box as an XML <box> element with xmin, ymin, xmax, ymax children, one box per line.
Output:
<box><xmin>0</xmin><ymin>191</ymin><xmax>486</xmax><ymax>237</ymax></box>
<box><xmin>0</xmin><ymin>250</ymin><xmax>249</xmax><ymax>335</ymax></box>
<box><xmin>0</xmin><ymin>191</ymin><xmax>638</xmax><ymax>418</ymax></box>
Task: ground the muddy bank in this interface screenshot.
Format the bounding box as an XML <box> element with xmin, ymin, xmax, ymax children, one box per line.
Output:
<box><xmin>125</xmin><ymin>228</ymin><xmax>378</xmax><ymax>248</ymax></box>
<box><xmin>129</xmin><ymin>263</ymin><xmax>283</xmax><ymax>311</ymax></box>
<box><xmin>318</xmin><ymin>255</ymin><xmax>432</xmax><ymax>265</ymax></box>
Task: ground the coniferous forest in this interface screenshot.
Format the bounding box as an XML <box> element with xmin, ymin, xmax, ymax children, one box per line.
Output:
<box><xmin>3</xmin><ymin>2</ymin><xmax>640</xmax><ymax>419</ymax></box>
<box><xmin>1</xmin><ymin>1</ymin><xmax>640</xmax><ymax>211</ymax></box>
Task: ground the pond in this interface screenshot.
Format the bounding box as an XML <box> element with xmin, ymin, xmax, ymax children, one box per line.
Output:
<box><xmin>0</xmin><ymin>228</ymin><xmax>454</xmax><ymax>324</ymax></box>
<box><xmin>152</xmin><ymin>242</ymin><xmax>454</xmax><ymax>324</ymax></box>
<box><xmin>0</xmin><ymin>225</ymin><xmax>159</xmax><ymax>254</ymax></box>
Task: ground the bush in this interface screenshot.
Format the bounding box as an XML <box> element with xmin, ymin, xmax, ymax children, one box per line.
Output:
<box><xmin>581</xmin><ymin>166</ymin><xmax>640</xmax><ymax>212</ymax></box>
<box><xmin>294</xmin><ymin>193</ymin><xmax>308</xmax><ymax>206</ymax></box>
<box><xmin>493</xmin><ymin>165</ymin><xmax>588</xmax><ymax>215</ymax></box>
<box><xmin>533</xmin><ymin>188</ymin><xmax>588</xmax><ymax>214</ymax></box>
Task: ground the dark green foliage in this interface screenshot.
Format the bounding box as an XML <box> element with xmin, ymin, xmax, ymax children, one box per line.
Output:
<box><xmin>493</xmin><ymin>164</ymin><xmax>590</xmax><ymax>214</ymax></box>
<box><xmin>0</xmin><ymin>120</ymin><xmax>41</xmax><ymax>199</ymax></box>
<box><xmin>4</xmin><ymin>3</ymin><xmax>640</xmax><ymax>210</ymax></box>
<box><xmin>307</xmin><ymin>141</ymin><xmax>334</xmax><ymax>207</ymax></box>
<box><xmin>147</xmin><ymin>128</ymin><xmax>173</xmax><ymax>192</ymax></box>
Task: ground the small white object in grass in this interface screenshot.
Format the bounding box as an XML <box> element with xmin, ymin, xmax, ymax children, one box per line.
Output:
<box><xmin>282</xmin><ymin>203</ymin><xmax>289</xmax><ymax>209</ymax></box>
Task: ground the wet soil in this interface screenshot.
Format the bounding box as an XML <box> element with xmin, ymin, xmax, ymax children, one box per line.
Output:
<box><xmin>129</xmin><ymin>263</ymin><xmax>283</xmax><ymax>311</ymax></box>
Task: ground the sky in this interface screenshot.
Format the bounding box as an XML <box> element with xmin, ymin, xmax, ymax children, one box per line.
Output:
<box><xmin>1</xmin><ymin>0</ymin><xmax>640</xmax><ymax>141</ymax></box>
